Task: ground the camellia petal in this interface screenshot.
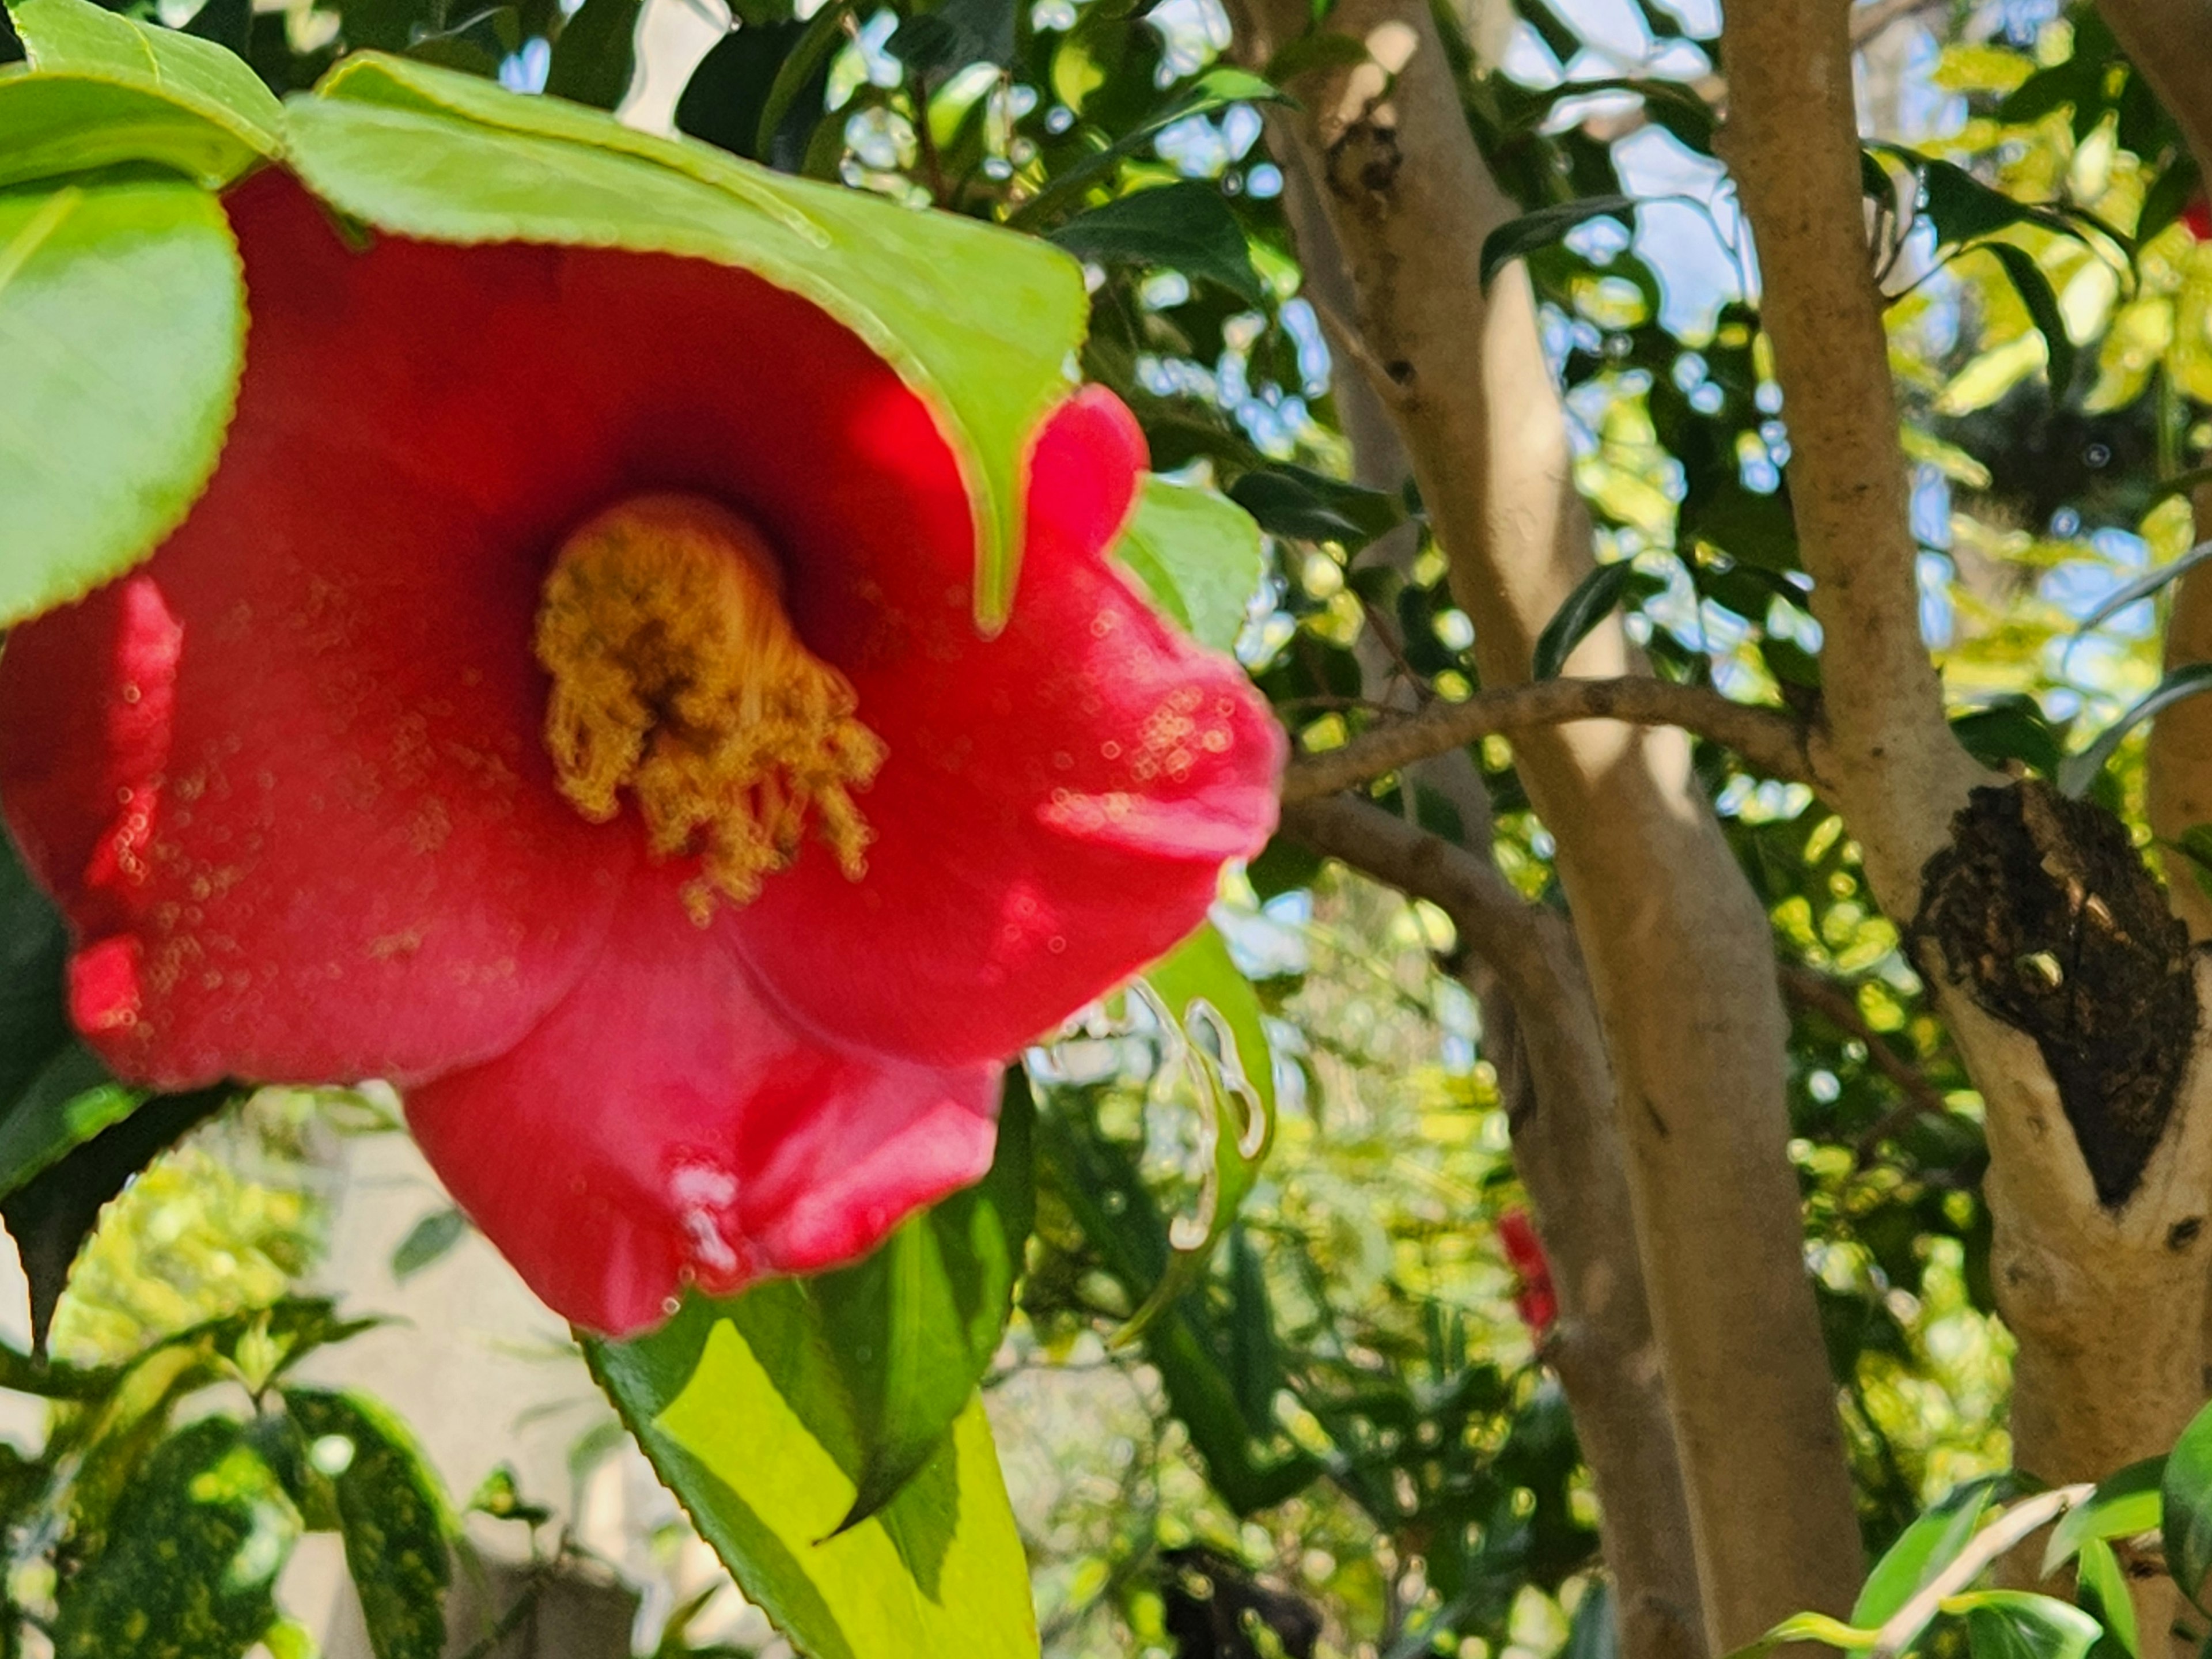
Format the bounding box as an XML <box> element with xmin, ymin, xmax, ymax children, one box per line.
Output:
<box><xmin>406</xmin><ymin>868</ymin><xmax>1002</xmax><ymax>1336</ymax></box>
<box><xmin>725</xmin><ymin>388</ymin><xmax>1286</xmax><ymax>1067</ymax></box>
<box><xmin>0</xmin><ymin>166</ymin><xmax>1285</xmax><ymax>1332</ymax></box>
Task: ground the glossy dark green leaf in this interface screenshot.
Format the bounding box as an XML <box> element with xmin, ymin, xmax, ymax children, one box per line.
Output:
<box><xmin>1954</xmin><ymin>1590</ymin><xmax>2101</xmax><ymax>1659</ymax></box>
<box><xmin>289</xmin><ymin>54</ymin><xmax>1086</xmax><ymax>630</ymax></box>
<box><xmin>404</xmin><ymin>6</ymin><xmax>521</xmax><ymax>78</ymax></box>
<box><xmin>809</xmin><ymin>1072</ymin><xmax>1034</xmax><ymax>1527</ymax></box>
<box><xmin>2140</xmin><ymin>153</ymin><xmax>2202</xmax><ymax>245</ymax></box>
<box><xmin>1112</xmin><ymin>476</ymin><xmax>1264</xmax><ymax>652</ymax></box>
<box><xmin>390</xmin><ymin>1206</ymin><xmax>468</xmax><ymax>1281</ymax></box>
<box><xmin>676</xmin><ymin>21</ymin><xmax>821</xmax><ymax>169</ymax></box>
<box><xmin>1950</xmin><ymin>695</ymin><xmax>2065</xmax><ymax>778</ymax></box>
<box><xmin>53</xmin><ymin>1416</ymin><xmax>297</xmax><ymax>1658</ymax></box>
<box><xmin>1228</xmin><ymin>464</ymin><xmax>1407</xmax><ymax>551</ymax></box>
<box><xmin>1479</xmin><ymin>196</ymin><xmax>1638</xmax><ymax>291</ymax></box>
<box><xmin>1049</xmin><ymin>180</ymin><xmax>1263</xmax><ymax>304</ymax></box>
<box><xmin>2044</xmin><ymin>1456</ymin><xmax>2161</xmax><ymax>1573</ymax></box>
<box><xmin>182</xmin><ymin>0</ymin><xmax>251</xmax><ymax>58</ymax></box>
<box><xmin>2057</xmin><ymin>663</ymin><xmax>2212</xmax><ymax>797</ymax></box>
<box><xmin>887</xmin><ymin>0</ymin><xmax>1014</xmax><ymax>77</ymax></box>
<box><xmin>1974</xmin><ymin>241</ymin><xmax>2075</xmax><ymax>398</ymax></box>
<box><xmin>5</xmin><ymin>1086</ymin><xmax>230</xmax><ymax>1351</ymax></box>
<box><xmin>752</xmin><ymin>0</ymin><xmax>847</xmax><ymax>162</ymax></box>
<box><xmin>1008</xmin><ymin>64</ymin><xmax>1286</xmax><ymax>230</ymax></box>
<box><xmin>1532</xmin><ymin>559</ymin><xmax>1635</xmax><ymax>681</ymax></box>
<box><xmin>0</xmin><ymin>178</ymin><xmax>245</xmax><ymax>626</ymax></box>
<box><xmin>283</xmin><ymin>1390</ymin><xmax>454</xmax><ymax>1659</ymax></box>
<box><xmin>588</xmin><ymin>1297</ymin><xmax>1036</xmax><ymax>1659</ymax></box>
<box><xmin>1</xmin><ymin>0</ymin><xmax>282</xmax><ymax>188</ymax></box>
<box><xmin>544</xmin><ymin>0</ymin><xmax>642</xmax><ymax>108</ymax></box>
<box><xmin>1851</xmin><ymin>1476</ymin><xmax>1997</xmax><ymax>1627</ymax></box>
<box><xmin>2165</xmin><ymin>1396</ymin><xmax>2212</xmax><ymax>1610</ymax></box>
<box><xmin>1872</xmin><ymin>142</ymin><xmax>2081</xmax><ymax>248</ymax></box>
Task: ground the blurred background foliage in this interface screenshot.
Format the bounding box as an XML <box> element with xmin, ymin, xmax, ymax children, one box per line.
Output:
<box><xmin>5</xmin><ymin>0</ymin><xmax>2210</xmax><ymax>1652</ymax></box>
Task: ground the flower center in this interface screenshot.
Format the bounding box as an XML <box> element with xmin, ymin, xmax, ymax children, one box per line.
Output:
<box><xmin>533</xmin><ymin>495</ymin><xmax>884</xmax><ymax>922</ymax></box>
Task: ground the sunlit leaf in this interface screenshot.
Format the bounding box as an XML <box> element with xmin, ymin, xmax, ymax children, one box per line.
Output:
<box><xmin>2164</xmin><ymin>1396</ymin><xmax>2212</xmax><ymax>1610</ymax></box>
<box><xmin>1853</xmin><ymin>1476</ymin><xmax>1998</xmax><ymax>1627</ymax></box>
<box><xmin>1113</xmin><ymin>476</ymin><xmax>1265</xmax><ymax>652</ymax></box>
<box><xmin>1049</xmin><ymin>181</ymin><xmax>1264</xmax><ymax>304</ymax></box>
<box><xmin>2056</xmin><ymin>664</ymin><xmax>2212</xmax><ymax>797</ymax></box>
<box><xmin>0</xmin><ymin>0</ymin><xmax>282</xmax><ymax>188</ymax></box>
<box><xmin>2043</xmin><ymin>1457</ymin><xmax>2161</xmax><ymax>1573</ymax></box>
<box><xmin>0</xmin><ymin>179</ymin><xmax>244</xmax><ymax>626</ymax></box>
<box><xmin>589</xmin><ymin>1303</ymin><xmax>1037</xmax><ymax>1659</ymax></box>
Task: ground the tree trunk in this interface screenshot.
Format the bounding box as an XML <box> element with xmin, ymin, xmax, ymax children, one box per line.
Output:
<box><xmin>1228</xmin><ymin>0</ymin><xmax>1864</xmax><ymax>1640</ymax></box>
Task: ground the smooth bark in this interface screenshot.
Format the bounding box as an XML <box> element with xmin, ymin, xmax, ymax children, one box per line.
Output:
<box><xmin>1231</xmin><ymin>0</ymin><xmax>1863</xmax><ymax>1638</ymax></box>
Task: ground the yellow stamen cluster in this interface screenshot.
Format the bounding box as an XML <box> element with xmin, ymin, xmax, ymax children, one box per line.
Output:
<box><xmin>534</xmin><ymin>495</ymin><xmax>884</xmax><ymax>922</ymax></box>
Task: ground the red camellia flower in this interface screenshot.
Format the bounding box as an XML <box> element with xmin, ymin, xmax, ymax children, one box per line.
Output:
<box><xmin>0</xmin><ymin>172</ymin><xmax>1283</xmax><ymax>1335</ymax></box>
<box><xmin>1497</xmin><ymin>1207</ymin><xmax>1558</xmax><ymax>1342</ymax></box>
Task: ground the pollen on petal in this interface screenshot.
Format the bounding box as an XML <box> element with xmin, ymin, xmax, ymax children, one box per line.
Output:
<box><xmin>533</xmin><ymin>496</ymin><xmax>886</xmax><ymax>921</ymax></box>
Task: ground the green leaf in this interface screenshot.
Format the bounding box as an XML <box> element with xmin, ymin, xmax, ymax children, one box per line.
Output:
<box><xmin>1973</xmin><ymin>241</ymin><xmax>2075</xmax><ymax>397</ymax></box>
<box><xmin>1953</xmin><ymin>1591</ymin><xmax>2102</xmax><ymax>1659</ymax></box>
<box><xmin>543</xmin><ymin>0</ymin><xmax>642</xmax><ymax>109</ymax></box>
<box><xmin>1479</xmin><ymin>195</ymin><xmax>1638</xmax><ymax>291</ymax></box>
<box><xmin>808</xmin><ymin>1073</ymin><xmax>1034</xmax><ymax>1527</ymax></box>
<box><xmin>1871</xmin><ymin>142</ymin><xmax>2083</xmax><ymax>249</ymax></box>
<box><xmin>1853</xmin><ymin>1476</ymin><xmax>1997</xmax><ymax>1627</ymax></box>
<box><xmin>286</xmin><ymin>54</ymin><xmax>1085</xmax><ymax>631</ymax></box>
<box><xmin>1950</xmin><ymin>695</ymin><xmax>2065</xmax><ymax>778</ymax></box>
<box><xmin>1227</xmin><ymin>464</ymin><xmax>1407</xmax><ymax>551</ymax></box>
<box><xmin>1117</xmin><ymin>921</ymin><xmax>1274</xmax><ymax>1343</ymax></box>
<box><xmin>752</xmin><ymin>0</ymin><xmax>847</xmax><ymax>165</ymax></box>
<box><xmin>2165</xmin><ymin>1396</ymin><xmax>2212</xmax><ymax>1610</ymax></box>
<box><xmin>2140</xmin><ymin>153</ymin><xmax>2202</xmax><ymax>245</ymax></box>
<box><xmin>0</xmin><ymin>177</ymin><xmax>245</xmax><ymax>626</ymax></box>
<box><xmin>1112</xmin><ymin>476</ymin><xmax>1264</xmax><ymax>652</ymax></box>
<box><xmin>2074</xmin><ymin>1537</ymin><xmax>2139</xmax><ymax>1659</ymax></box>
<box><xmin>53</xmin><ymin>1416</ymin><xmax>298</xmax><ymax>1658</ymax></box>
<box><xmin>2056</xmin><ymin>663</ymin><xmax>2212</xmax><ymax>797</ymax></box>
<box><xmin>1049</xmin><ymin>180</ymin><xmax>1263</xmax><ymax>304</ymax></box>
<box><xmin>675</xmin><ymin>21</ymin><xmax>822</xmax><ymax>170</ymax></box>
<box><xmin>1006</xmin><ymin>63</ymin><xmax>1287</xmax><ymax>230</ymax></box>
<box><xmin>1720</xmin><ymin>1610</ymin><xmax>1880</xmax><ymax>1659</ymax></box>
<box><xmin>282</xmin><ymin>1390</ymin><xmax>453</xmax><ymax>1659</ymax></box>
<box><xmin>1</xmin><ymin>0</ymin><xmax>282</xmax><ymax>187</ymax></box>
<box><xmin>588</xmin><ymin>1302</ymin><xmax>1038</xmax><ymax>1659</ymax></box>
<box><xmin>2044</xmin><ymin>1457</ymin><xmax>2162</xmax><ymax>1574</ymax></box>
<box><xmin>1532</xmin><ymin>559</ymin><xmax>1635</xmax><ymax>680</ymax></box>
<box><xmin>389</xmin><ymin>1206</ymin><xmax>467</xmax><ymax>1281</ymax></box>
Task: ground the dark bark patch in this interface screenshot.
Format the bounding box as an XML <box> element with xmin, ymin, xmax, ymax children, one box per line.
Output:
<box><xmin>1915</xmin><ymin>781</ymin><xmax>2197</xmax><ymax>1207</ymax></box>
<box><xmin>2171</xmin><ymin>1218</ymin><xmax>2203</xmax><ymax>1251</ymax></box>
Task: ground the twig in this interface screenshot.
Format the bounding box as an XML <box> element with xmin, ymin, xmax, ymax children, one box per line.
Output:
<box><xmin>1303</xmin><ymin>290</ymin><xmax>1415</xmax><ymax>413</ymax></box>
<box><xmin>1775</xmin><ymin>963</ymin><xmax>1955</xmax><ymax>1158</ymax></box>
<box><xmin>1279</xmin><ymin>676</ymin><xmax>1817</xmax><ymax>804</ymax></box>
<box><xmin>1868</xmin><ymin>1484</ymin><xmax>2096</xmax><ymax>1659</ymax></box>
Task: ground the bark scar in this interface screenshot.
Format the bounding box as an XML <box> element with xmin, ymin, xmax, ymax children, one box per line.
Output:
<box><xmin>1913</xmin><ymin>781</ymin><xmax>2198</xmax><ymax>1207</ymax></box>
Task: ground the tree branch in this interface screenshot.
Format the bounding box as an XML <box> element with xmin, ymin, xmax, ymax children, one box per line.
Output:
<box><xmin>1721</xmin><ymin>1</ymin><xmax>1987</xmax><ymax>914</ymax></box>
<box><xmin>1281</xmin><ymin>677</ymin><xmax>1816</xmax><ymax>804</ymax></box>
<box><xmin>1775</xmin><ymin>962</ymin><xmax>1953</xmax><ymax>1160</ymax></box>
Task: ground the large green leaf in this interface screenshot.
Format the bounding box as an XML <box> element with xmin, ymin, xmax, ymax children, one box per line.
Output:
<box><xmin>1952</xmin><ymin>1590</ymin><xmax>2101</xmax><ymax>1659</ymax></box>
<box><xmin>1048</xmin><ymin>180</ymin><xmax>1263</xmax><ymax>304</ymax></box>
<box><xmin>2164</xmin><ymin>1396</ymin><xmax>2212</xmax><ymax>1610</ymax></box>
<box><xmin>589</xmin><ymin>1300</ymin><xmax>1037</xmax><ymax>1659</ymax></box>
<box><xmin>0</xmin><ymin>0</ymin><xmax>282</xmax><ymax>188</ymax></box>
<box><xmin>283</xmin><ymin>1389</ymin><xmax>453</xmax><ymax>1659</ymax></box>
<box><xmin>1118</xmin><ymin>921</ymin><xmax>1274</xmax><ymax>1342</ymax></box>
<box><xmin>52</xmin><ymin>1416</ymin><xmax>298</xmax><ymax>1657</ymax></box>
<box><xmin>0</xmin><ymin>177</ymin><xmax>244</xmax><ymax>626</ymax></box>
<box><xmin>1112</xmin><ymin>476</ymin><xmax>1264</xmax><ymax>653</ymax></box>
<box><xmin>285</xmin><ymin>54</ymin><xmax>1088</xmax><ymax>630</ymax></box>
<box><xmin>2043</xmin><ymin>1457</ymin><xmax>2161</xmax><ymax>1574</ymax></box>
<box><xmin>1851</xmin><ymin>1476</ymin><xmax>1997</xmax><ymax>1627</ymax></box>
<box><xmin>807</xmin><ymin>1073</ymin><xmax>1033</xmax><ymax>1528</ymax></box>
